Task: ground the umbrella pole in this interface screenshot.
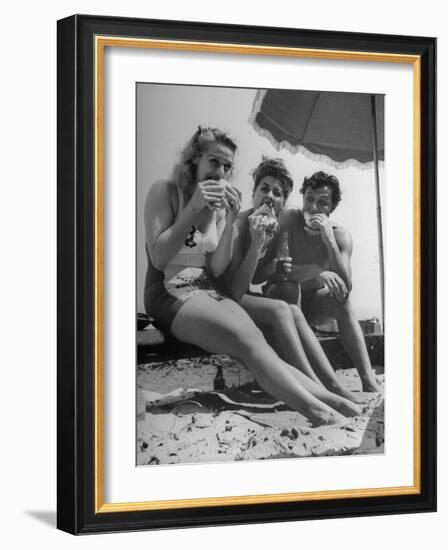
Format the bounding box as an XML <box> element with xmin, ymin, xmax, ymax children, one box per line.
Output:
<box><xmin>371</xmin><ymin>95</ymin><xmax>385</xmax><ymax>330</ymax></box>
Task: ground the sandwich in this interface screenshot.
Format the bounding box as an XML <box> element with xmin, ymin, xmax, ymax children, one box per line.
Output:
<box><xmin>303</xmin><ymin>211</ymin><xmax>321</xmax><ymax>236</ymax></box>
<box><xmin>249</xmin><ymin>203</ymin><xmax>278</xmax><ymax>236</ymax></box>
<box><xmin>303</xmin><ymin>211</ymin><xmax>339</xmax><ymax>236</ymax></box>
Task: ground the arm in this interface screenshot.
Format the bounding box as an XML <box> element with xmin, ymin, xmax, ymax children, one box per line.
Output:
<box><xmin>252</xmin><ymin>255</ymin><xmax>277</xmax><ymax>284</ymax></box>
<box><xmin>208</xmin><ymin>185</ymin><xmax>242</xmax><ymax>277</ymax></box>
<box><xmin>144</xmin><ymin>181</ymin><xmax>199</xmax><ymax>271</ymax></box>
<box><xmin>286</xmin><ymin>263</ymin><xmax>324</xmax><ymax>283</ymax></box>
<box><xmin>305</xmin><ymin>214</ymin><xmax>353</xmax><ymax>291</ymax></box>
<box><xmin>294</xmin><ymin>214</ymin><xmax>351</xmax><ymax>300</ymax></box>
<box><xmin>325</xmin><ymin>227</ymin><xmax>353</xmax><ymax>292</ymax></box>
<box><xmin>145</xmin><ymin>179</ymin><xmax>225</xmax><ymax>271</ymax></box>
<box><xmin>251</xmin><ymin>226</ymin><xmax>278</xmax><ymax>283</ymax></box>
<box><xmin>223</xmin><ymin>216</ymin><xmax>267</xmax><ymax>302</ymax></box>
<box><xmin>312</xmin><ymin>217</ymin><xmax>352</xmax><ymax>291</ymax></box>
<box><xmin>208</xmin><ymin>211</ymin><xmax>237</xmax><ymax>277</ymax></box>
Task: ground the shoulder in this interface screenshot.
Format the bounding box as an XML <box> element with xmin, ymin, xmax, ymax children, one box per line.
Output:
<box><xmin>145</xmin><ymin>179</ymin><xmax>176</xmax><ymax>208</ymax></box>
<box><xmin>237</xmin><ymin>208</ymin><xmax>253</xmax><ymax>221</ymax></box>
<box><xmin>333</xmin><ymin>224</ymin><xmax>353</xmax><ymax>249</ymax></box>
<box><xmin>332</xmin><ymin>222</ymin><xmax>350</xmax><ymax>238</ymax></box>
<box><xmin>146</xmin><ymin>179</ymin><xmax>176</xmax><ymax>200</ymax></box>
<box><xmin>144</xmin><ymin>179</ymin><xmax>177</xmax><ymax>223</ymax></box>
<box><xmin>236</xmin><ymin>208</ymin><xmax>253</xmax><ymax>228</ymax></box>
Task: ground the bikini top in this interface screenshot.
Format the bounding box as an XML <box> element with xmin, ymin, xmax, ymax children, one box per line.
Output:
<box><xmin>163</xmin><ymin>182</ymin><xmax>221</xmax><ymax>281</ymax></box>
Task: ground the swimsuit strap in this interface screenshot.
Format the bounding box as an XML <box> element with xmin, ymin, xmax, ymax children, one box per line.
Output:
<box><xmin>176</xmin><ymin>182</ymin><xmax>185</xmax><ymax>220</ymax></box>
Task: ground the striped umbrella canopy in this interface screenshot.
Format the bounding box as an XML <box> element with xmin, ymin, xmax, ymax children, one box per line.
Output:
<box><xmin>251</xmin><ymin>89</ymin><xmax>384</xmax><ymax>166</ymax></box>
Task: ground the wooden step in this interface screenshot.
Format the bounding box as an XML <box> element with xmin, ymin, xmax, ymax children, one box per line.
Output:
<box><xmin>137</xmin><ymin>326</ymin><xmax>384</xmax><ymax>370</ymax></box>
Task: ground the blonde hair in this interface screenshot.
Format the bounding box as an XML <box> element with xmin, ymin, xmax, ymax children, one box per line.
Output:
<box><xmin>171</xmin><ymin>126</ymin><xmax>237</xmax><ymax>188</ymax></box>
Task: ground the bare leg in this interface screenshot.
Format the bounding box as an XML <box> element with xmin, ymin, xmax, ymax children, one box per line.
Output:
<box><xmin>239</xmin><ymin>295</ymin><xmax>362</xmax><ymax>415</ymax></box>
<box><xmin>273</xmin><ymin>359</ymin><xmax>362</xmax><ymax>417</ymax></box>
<box><xmin>266</xmin><ymin>280</ymin><xmax>300</xmax><ymax>305</ymax></box>
<box><xmin>289</xmin><ymin>304</ymin><xmax>367</xmax><ymax>403</ymax></box>
<box><xmin>170</xmin><ymin>294</ymin><xmax>349</xmax><ymax>425</ymax></box>
<box><xmin>265</xmin><ymin>283</ymin><xmax>366</xmax><ymax>402</ymax></box>
<box><xmin>332</xmin><ymin>297</ymin><xmax>381</xmax><ymax>392</ymax></box>
<box><xmin>240</xmin><ymin>294</ymin><xmax>322</xmax><ymax>384</ymax></box>
<box><xmin>302</xmin><ymin>289</ymin><xmax>381</xmax><ymax>393</ymax></box>
<box><xmin>267</xmin><ymin>282</ymin><xmax>380</xmax><ymax>394</ymax></box>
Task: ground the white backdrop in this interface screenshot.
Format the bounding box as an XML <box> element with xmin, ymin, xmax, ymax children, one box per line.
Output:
<box><xmin>0</xmin><ymin>1</ymin><xmax>444</xmax><ymax>548</ymax></box>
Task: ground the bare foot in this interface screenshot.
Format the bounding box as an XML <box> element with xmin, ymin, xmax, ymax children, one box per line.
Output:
<box><xmin>335</xmin><ymin>399</ymin><xmax>363</xmax><ymax>418</ymax></box>
<box><xmin>319</xmin><ymin>390</ymin><xmax>364</xmax><ymax>417</ymax></box>
<box><xmin>309</xmin><ymin>407</ymin><xmax>346</xmax><ymax>427</ymax></box>
<box><xmin>349</xmin><ymin>393</ymin><xmax>369</xmax><ymax>405</ymax></box>
<box><xmin>327</xmin><ymin>381</ymin><xmax>368</xmax><ymax>405</ymax></box>
<box><xmin>361</xmin><ymin>377</ymin><xmax>382</xmax><ymax>393</ymax></box>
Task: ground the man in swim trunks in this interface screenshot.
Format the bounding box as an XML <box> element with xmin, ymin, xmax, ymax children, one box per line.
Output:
<box><xmin>265</xmin><ymin>171</ymin><xmax>381</xmax><ymax>393</ymax></box>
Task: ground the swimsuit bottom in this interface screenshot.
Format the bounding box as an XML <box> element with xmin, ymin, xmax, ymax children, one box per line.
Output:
<box><xmin>145</xmin><ymin>267</ymin><xmax>226</xmax><ymax>333</ymax></box>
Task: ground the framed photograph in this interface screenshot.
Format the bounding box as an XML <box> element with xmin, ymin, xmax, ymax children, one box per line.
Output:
<box><xmin>57</xmin><ymin>14</ymin><xmax>436</xmax><ymax>534</ymax></box>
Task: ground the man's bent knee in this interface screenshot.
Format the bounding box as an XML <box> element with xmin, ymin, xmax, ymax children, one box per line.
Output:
<box><xmin>332</xmin><ymin>295</ymin><xmax>355</xmax><ymax>317</ymax></box>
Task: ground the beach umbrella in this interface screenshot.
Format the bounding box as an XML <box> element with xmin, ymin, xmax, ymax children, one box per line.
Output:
<box><xmin>250</xmin><ymin>89</ymin><xmax>385</xmax><ymax>322</ymax></box>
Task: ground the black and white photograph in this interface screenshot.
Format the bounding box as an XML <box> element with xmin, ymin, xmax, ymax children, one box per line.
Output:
<box><xmin>1</xmin><ymin>0</ymin><xmax>441</xmax><ymax>542</ymax></box>
<box><xmin>136</xmin><ymin>83</ymin><xmax>385</xmax><ymax>466</ymax></box>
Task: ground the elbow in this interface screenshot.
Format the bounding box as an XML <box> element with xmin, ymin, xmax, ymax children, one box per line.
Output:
<box><xmin>229</xmin><ymin>281</ymin><xmax>246</xmax><ymax>303</ymax></box>
<box><xmin>209</xmin><ymin>264</ymin><xmax>224</xmax><ymax>279</ymax></box>
<box><xmin>224</xmin><ymin>278</ymin><xmax>244</xmax><ymax>303</ymax></box>
<box><xmin>148</xmin><ymin>246</ymin><xmax>166</xmax><ymax>272</ymax></box>
<box><xmin>252</xmin><ymin>268</ymin><xmax>266</xmax><ymax>285</ymax></box>
<box><xmin>209</xmin><ymin>256</ymin><xmax>232</xmax><ymax>279</ymax></box>
<box><xmin>345</xmin><ymin>277</ymin><xmax>352</xmax><ymax>294</ymax></box>
<box><xmin>210</xmin><ymin>264</ymin><xmax>225</xmax><ymax>278</ymax></box>
<box><xmin>252</xmin><ymin>274</ymin><xmax>265</xmax><ymax>285</ymax></box>
<box><xmin>229</xmin><ymin>289</ymin><xmax>244</xmax><ymax>303</ymax></box>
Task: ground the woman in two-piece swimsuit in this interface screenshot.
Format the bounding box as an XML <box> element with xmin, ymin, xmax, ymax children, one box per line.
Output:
<box><xmin>222</xmin><ymin>158</ymin><xmax>365</xmax><ymax>408</ymax></box>
<box><xmin>144</xmin><ymin>127</ymin><xmax>361</xmax><ymax>425</ymax></box>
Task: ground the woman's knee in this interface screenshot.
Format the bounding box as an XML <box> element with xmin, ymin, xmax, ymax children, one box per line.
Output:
<box><xmin>267</xmin><ymin>299</ymin><xmax>294</xmax><ymax>324</ymax></box>
<box><xmin>289</xmin><ymin>304</ymin><xmax>305</xmax><ymax>323</ymax></box>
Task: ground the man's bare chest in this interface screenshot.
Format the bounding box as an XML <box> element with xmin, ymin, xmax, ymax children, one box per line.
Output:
<box><xmin>290</xmin><ymin>233</ymin><xmax>329</xmax><ymax>267</ymax></box>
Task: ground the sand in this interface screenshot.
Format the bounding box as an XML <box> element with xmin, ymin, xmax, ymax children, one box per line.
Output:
<box><xmin>137</xmin><ymin>356</ymin><xmax>384</xmax><ymax>466</ymax></box>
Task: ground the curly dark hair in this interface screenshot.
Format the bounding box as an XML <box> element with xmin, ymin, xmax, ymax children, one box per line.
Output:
<box><xmin>252</xmin><ymin>157</ymin><xmax>294</xmax><ymax>200</ymax></box>
<box><xmin>300</xmin><ymin>171</ymin><xmax>342</xmax><ymax>210</ymax></box>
